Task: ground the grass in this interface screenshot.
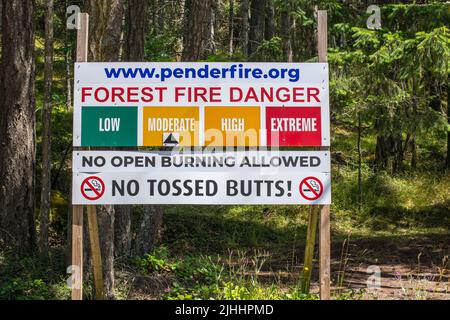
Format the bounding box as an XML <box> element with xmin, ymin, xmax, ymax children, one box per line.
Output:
<box><xmin>0</xmin><ymin>248</ymin><xmax>70</xmax><ymax>300</ymax></box>
<box><xmin>127</xmin><ymin>246</ymin><xmax>319</xmax><ymax>300</ymax></box>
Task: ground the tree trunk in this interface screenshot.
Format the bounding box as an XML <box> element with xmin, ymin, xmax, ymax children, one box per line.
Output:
<box><xmin>228</xmin><ymin>0</ymin><xmax>234</xmax><ymax>56</ymax></box>
<box><xmin>157</xmin><ymin>0</ymin><xmax>165</xmax><ymax>31</ymax></box>
<box><xmin>411</xmin><ymin>111</ymin><xmax>417</xmax><ymax>169</ymax></box>
<box><xmin>114</xmin><ymin>205</ymin><xmax>131</xmax><ymax>258</ymax></box>
<box><xmin>410</xmin><ymin>79</ymin><xmax>417</xmax><ymax>169</ymax></box>
<box><xmin>182</xmin><ymin>0</ymin><xmax>213</xmax><ymax>61</ymax></box>
<box><xmin>97</xmin><ymin>205</ymin><xmax>115</xmax><ymax>298</ymax></box>
<box><xmin>39</xmin><ymin>0</ymin><xmax>54</xmax><ymax>259</ymax></box>
<box><xmin>134</xmin><ymin>205</ymin><xmax>163</xmax><ymax>256</ymax></box>
<box><xmin>125</xmin><ymin>0</ymin><xmax>147</xmax><ymax>61</ymax></box>
<box><xmin>447</xmin><ymin>78</ymin><xmax>450</xmax><ymax>168</ymax></box>
<box><xmin>357</xmin><ymin>111</ymin><xmax>362</xmax><ymax>212</ymax></box>
<box><xmin>240</xmin><ymin>0</ymin><xmax>249</xmax><ymax>56</ymax></box>
<box><xmin>375</xmin><ymin>135</ymin><xmax>388</xmax><ymax>171</ymax></box>
<box><xmin>264</xmin><ymin>0</ymin><xmax>274</xmax><ymax>40</ymax></box>
<box><xmin>0</xmin><ymin>1</ymin><xmax>2</xmax><ymax>44</ymax></box>
<box><xmin>280</xmin><ymin>0</ymin><xmax>292</xmax><ymax>62</ymax></box>
<box><xmin>85</xmin><ymin>0</ymin><xmax>124</xmax><ymax>298</ymax></box>
<box><xmin>116</xmin><ymin>0</ymin><xmax>149</xmax><ymax>259</ymax></box>
<box><xmin>64</xmin><ymin>0</ymin><xmax>72</xmax><ymax>109</ymax></box>
<box><xmin>248</xmin><ymin>0</ymin><xmax>266</xmax><ymax>56</ymax></box>
<box><xmin>201</xmin><ymin>0</ymin><xmax>215</xmax><ymax>58</ymax></box>
<box><xmin>291</xmin><ymin>2</ymin><xmax>297</xmax><ymax>61</ymax></box>
<box><xmin>0</xmin><ymin>0</ymin><xmax>36</xmax><ymax>253</ymax></box>
<box><xmin>86</xmin><ymin>0</ymin><xmax>124</xmax><ymax>62</ymax></box>
<box><xmin>129</xmin><ymin>0</ymin><xmax>165</xmax><ymax>256</ymax></box>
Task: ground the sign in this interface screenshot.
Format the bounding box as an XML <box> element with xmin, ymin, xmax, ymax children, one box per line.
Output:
<box><xmin>73</xmin><ymin>62</ymin><xmax>330</xmax><ymax>147</ymax></box>
<box><xmin>299</xmin><ymin>176</ymin><xmax>323</xmax><ymax>201</ymax></box>
<box><xmin>81</xmin><ymin>106</ymin><xmax>137</xmax><ymax>146</ymax></box>
<box><xmin>204</xmin><ymin>107</ymin><xmax>260</xmax><ymax>146</ymax></box>
<box><xmin>73</xmin><ymin>172</ymin><xmax>330</xmax><ymax>205</ymax></box>
<box><xmin>143</xmin><ymin>106</ymin><xmax>199</xmax><ymax>146</ymax></box>
<box><xmin>163</xmin><ymin>133</ymin><xmax>180</xmax><ymax>146</ymax></box>
<box><xmin>80</xmin><ymin>176</ymin><xmax>105</xmax><ymax>201</ymax></box>
<box><xmin>266</xmin><ymin>107</ymin><xmax>321</xmax><ymax>146</ymax></box>
<box><xmin>72</xmin><ymin>151</ymin><xmax>331</xmax><ymax>205</ymax></box>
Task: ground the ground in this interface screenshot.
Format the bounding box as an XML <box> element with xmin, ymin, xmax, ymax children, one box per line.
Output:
<box><xmin>111</xmin><ymin>204</ymin><xmax>449</xmax><ymax>300</ymax></box>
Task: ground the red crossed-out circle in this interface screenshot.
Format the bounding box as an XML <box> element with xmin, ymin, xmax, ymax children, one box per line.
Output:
<box><xmin>81</xmin><ymin>176</ymin><xmax>105</xmax><ymax>200</ymax></box>
<box><xmin>299</xmin><ymin>176</ymin><xmax>323</xmax><ymax>201</ymax></box>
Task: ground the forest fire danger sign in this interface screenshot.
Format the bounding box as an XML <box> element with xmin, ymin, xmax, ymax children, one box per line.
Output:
<box><xmin>73</xmin><ymin>62</ymin><xmax>330</xmax><ymax>147</ymax></box>
<box><xmin>72</xmin><ymin>151</ymin><xmax>331</xmax><ymax>205</ymax></box>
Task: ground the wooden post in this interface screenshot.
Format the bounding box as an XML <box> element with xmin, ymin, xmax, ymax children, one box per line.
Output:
<box><xmin>317</xmin><ymin>10</ymin><xmax>328</xmax><ymax>63</ymax></box>
<box><xmin>76</xmin><ymin>13</ymin><xmax>89</xmax><ymax>62</ymax></box>
<box><xmin>319</xmin><ymin>204</ymin><xmax>331</xmax><ymax>299</ymax></box>
<box><xmin>87</xmin><ymin>205</ymin><xmax>105</xmax><ymax>299</ymax></box>
<box><xmin>317</xmin><ymin>9</ymin><xmax>331</xmax><ymax>300</ymax></box>
<box><xmin>71</xmin><ymin>205</ymin><xmax>83</xmax><ymax>300</ymax></box>
<box><xmin>301</xmin><ymin>205</ymin><xmax>319</xmax><ymax>293</ymax></box>
<box><xmin>72</xmin><ymin>12</ymin><xmax>105</xmax><ymax>300</ymax></box>
<box><xmin>71</xmin><ymin>12</ymin><xmax>89</xmax><ymax>301</ymax></box>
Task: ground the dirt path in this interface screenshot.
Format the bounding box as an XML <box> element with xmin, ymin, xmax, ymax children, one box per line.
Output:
<box><xmin>122</xmin><ymin>233</ymin><xmax>449</xmax><ymax>300</ymax></box>
<box><xmin>332</xmin><ymin>234</ymin><xmax>450</xmax><ymax>299</ymax></box>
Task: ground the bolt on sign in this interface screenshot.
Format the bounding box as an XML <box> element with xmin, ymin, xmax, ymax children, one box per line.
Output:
<box><xmin>73</xmin><ymin>62</ymin><xmax>330</xmax><ymax>147</ymax></box>
<box><xmin>72</xmin><ymin>151</ymin><xmax>331</xmax><ymax>205</ymax></box>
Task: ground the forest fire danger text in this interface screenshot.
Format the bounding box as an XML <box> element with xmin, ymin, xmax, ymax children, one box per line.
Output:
<box><xmin>80</xmin><ymin>86</ymin><xmax>321</xmax><ymax>103</ymax></box>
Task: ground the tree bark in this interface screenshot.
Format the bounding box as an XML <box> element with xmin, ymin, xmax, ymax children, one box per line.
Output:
<box><xmin>0</xmin><ymin>1</ymin><xmax>2</xmax><ymax>43</ymax></box>
<box><xmin>39</xmin><ymin>0</ymin><xmax>54</xmax><ymax>259</ymax></box>
<box><xmin>248</xmin><ymin>0</ymin><xmax>266</xmax><ymax>56</ymax></box>
<box><xmin>85</xmin><ymin>0</ymin><xmax>124</xmax><ymax>298</ymax></box>
<box><xmin>125</xmin><ymin>0</ymin><xmax>147</xmax><ymax>61</ymax></box>
<box><xmin>0</xmin><ymin>0</ymin><xmax>36</xmax><ymax>253</ymax></box>
<box><xmin>114</xmin><ymin>0</ymin><xmax>146</xmax><ymax>260</ymax></box>
<box><xmin>86</xmin><ymin>0</ymin><xmax>124</xmax><ymax>62</ymax></box>
<box><xmin>97</xmin><ymin>205</ymin><xmax>114</xmax><ymax>298</ymax></box>
<box><xmin>240</xmin><ymin>0</ymin><xmax>249</xmax><ymax>57</ymax></box>
<box><xmin>123</xmin><ymin>0</ymin><xmax>164</xmax><ymax>257</ymax></box>
<box><xmin>134</xmin><ymin>205</ymin><xmax>163</xmax><ymax>256</ymax></box>
<box><xmin>64</xmin><ymin>0</ymin><xmax>72</xmax><ymax>109</ymax></box>
<box><xmin>447</xmin><ymin>77</ymin><xmax>450</xmax><ymax>168</ymax></box>
<box><xmin>201</xmin><ymin>0</ymin><xmax>215</xmax><ymax>58</ymax></box>
<box><xmin>182</xmin><ymin>0</ymin><xmax>213</xmax><ymax>61</ymax></box>
<box><xmin>264</xmin><ymin>0</ymin><xmax>274</xmax><ymax>40</ymax></box>
<box><xmin>228</xmin><ymin>0</ymin><xmax>234</xmax><ymax>56</ymax></box>
<box><xmin>114</xmin><ymin>205</ymin><xmax>131</xmax><ymax>258</ymax></box>
<box><xmin>280</xmin><ymin>0</ymin><xmax>293</xmax><ymax>62</ymax></box>
<box><xmin>115</xmin><ymin>0</ymin><xmax>145</xmax><ymax>259</ymax></box>
<box><xmin>357</xmin><ymin>111</ymin><xmax>362</xmax><ymax>212</ymax></box>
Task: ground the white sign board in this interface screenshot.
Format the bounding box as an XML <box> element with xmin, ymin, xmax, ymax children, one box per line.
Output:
<box><xmin>73</xmin><ymin>62</ymin><xmax>330</xmax><ymax>147</ymax></box>
<box><xmin>72</xmin><ymin>151</ymin><xmax>331</xmax><ymax>205</ymax></box>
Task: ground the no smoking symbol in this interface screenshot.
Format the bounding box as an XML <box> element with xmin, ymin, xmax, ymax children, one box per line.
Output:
<box><xmin>299</xmin><ymin>176</ymin><xmax>323</xmax><ymax>201</ymax></box>
<box><xmin>81</xmin><ymin>176</ymin><xmax>105</xmax><ymax>201</ymax></box>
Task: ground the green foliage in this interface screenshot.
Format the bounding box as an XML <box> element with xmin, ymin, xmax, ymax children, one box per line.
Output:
<box><xmin>145</xmin><ymin>34</ymin><xmax>180</xmax><ymax>62</ymax></box>
<box><xmin>132</xmin><ymin>246</ymin><xmax>178</xmax><ymax>273</ymax></box>
<box><xmin>157</xmin><ymin>251</ymin><xmax>318</xmax><ymax>300</ymax></box>
<box><xmin>250</xmin><ymin>37</ymin><xmax>283</xmax><ymax>62</ymax></box>
<box><xmin>0</xmin><ymin>250</ymin><xmax>70</xmax><ymax>300</ymax></box>
<box><xmin>0</xmin><ymin>278</ymin><xmax>52</xmax><ymax>300</ymax></box>
<box><xmin>382</xmin><ymin>3</ymin><xmax>450</xmax><ymax>34</ymax></box>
